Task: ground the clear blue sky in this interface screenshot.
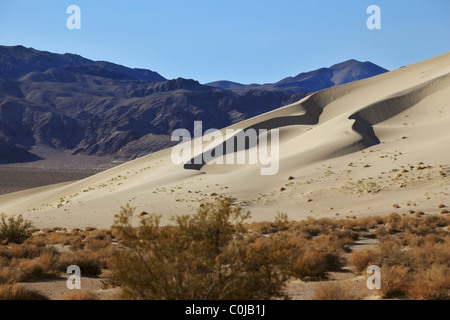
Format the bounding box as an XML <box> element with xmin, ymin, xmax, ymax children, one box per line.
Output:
<box><xmin>1</xmin><ymin>0</ymin><xmax>449</xmax><ymax>84</ymax></box>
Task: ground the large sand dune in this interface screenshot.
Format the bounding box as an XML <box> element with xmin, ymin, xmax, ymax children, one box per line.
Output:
<box><xmin>1</xmin><ymin>52</ymin><xmax>450</xmax><ymax>229</ymax></box>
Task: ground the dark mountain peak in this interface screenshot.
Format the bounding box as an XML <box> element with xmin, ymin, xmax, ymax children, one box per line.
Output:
<box><xmin>329</xmin><ymin>59</ymin><xmax>388</xmax><ymax>86</ymax></box>
<box><xmin>330</xmin><ymin>58</ymin><xmax>360</xmax><ymax>66</ymax></box>
<box><xmin>207</xmin><ymin>59</ymin><xmax>388</xmax><ymax>93</ymax></box>
<box><xmin>0</xmin><ymin>45</ymin><xmax>166</xmax><ymax>82</ymax></box>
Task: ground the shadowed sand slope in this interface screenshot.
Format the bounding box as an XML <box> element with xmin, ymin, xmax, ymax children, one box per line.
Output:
<box><xmin>1</xmin><ymin>52</ymin><xmax>450</xmax><ymax>229</ymax></box>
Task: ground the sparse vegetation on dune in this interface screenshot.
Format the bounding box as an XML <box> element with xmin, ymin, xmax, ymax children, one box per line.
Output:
<box><xmin>0</xmin><ymin>201</ymin><xmax>448</xmax><ymax>300</ymax></box>
<box><xmin>111</xmin><ymin>199</ymin><xmax>289</xmax><ymax>300</ymax></box>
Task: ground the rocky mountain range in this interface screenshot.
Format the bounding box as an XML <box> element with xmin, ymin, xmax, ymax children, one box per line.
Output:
<box><xmin>0</xmin><ymin>45</ymin><xmax>388</xmax><ymax>164</ymax></box>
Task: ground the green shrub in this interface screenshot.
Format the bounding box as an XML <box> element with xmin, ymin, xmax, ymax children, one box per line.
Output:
<box><xmin>0</xmin><ymin>214</ymin><xmax>35</xmax><ymax>244</ymax></box>
<box><xmin>111</xmin><ymin>198</ymin><xmax>289</xmax><ymax>300</ymax></box>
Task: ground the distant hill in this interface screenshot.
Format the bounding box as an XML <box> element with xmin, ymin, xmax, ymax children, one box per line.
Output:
<box><xmin>0</xmin><ymin>45</ymin><xmax>387</xmax><ymax>164</ymax></box>
<box><xmin>205</xmin><ymin>80</ymin><xmax>261</xmax><ymax>90</ymax></box>
<box><xmin>206</xmin><ymin>59</ymin><xmax>388</xmax><ymax>93</ymax></box>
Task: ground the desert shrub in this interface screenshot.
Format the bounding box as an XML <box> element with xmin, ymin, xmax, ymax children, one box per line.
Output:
<box><xmin>0</xmin><ymin>214</ymin><xmax>35</xmax><ymax>244</ymax></box>
<box><xmin>85</xmin><ymin>238</ymin><xmax>110</xmax><ymax>251</ymax></box>
<box><xmin>8</xmin><ymin>249</ymin><xmax>59</xmax><ymax>282</ymax></box>
<box><xmin>314</xmin><ymin>231</ymin><xmax>357</xmax><ymax>252</ymax></box>
<box><xmin>424</xmin><ymin>233</ymin><xmax>445</xmax><ymax>245</ymax></box>
<box><xmin>374</xmin><ymin>225</ymin><xmax>388</xmax><ymax>238</ymax></box>
<box><xmin>111</xmin><ymin>199</ymin><xmax>289</xmax><ymax>300</ymax></box>
<box><xmin>24</xmin><ymin>234</ymin><xmax>48</xmax><ymax>247</ymax></box>
<box><xmin>300</xmin><ymin>224</ymin><xmax>322</xmax><ymax>238</ymax></box>
<box><xmin>274</xmin><ymin>232</ymin><xmax>344</xmax><ymax>281</ymax></box>
<box><xmin>273</xmin><ymin>212</ymin><xmax>290</xmax><ymax>231</ymax></box>
<box><xmin>0</xmin><ymin>267</ymin><xmax>10</xmax><ymax>284</ymax></box>
<box><xmin>8</xmin><ymin>259</ymin><xmax>46</xmax><ymax>282</ymax></box>
<box><xmin>58</xmin><ymin>250</ymin><xmax>103</xmax><ymax>276</ymax></box>
<box><xmin>36</xmin><ymin>249</ymin><xmax>60</xmax><ymax>274</ymax></box>
<box><xmin>357</xmin><ymin>219</ymin><xmax>450</xmax><ymax>300</ymax></box>
<box><xmin>385</xmin><ymin>212</ymin><xmax>401</xmax><ymax>223</ymax></box>
<box><xmin>0</xmin><ymin>244</ymin><xmax>37</xmax><ymax>260</ymax></box>
<box><xmin>380</xmin><ymin>265</ymin><xmax>410</xmax><ymax>298</ymax></box>
<box><xmin>0</xmin><ymin>284</ymin><xmax>48</xmax><ymax>300</ymax></box>
<box><xmin>288</xmin><ymin>250</ymin><xmax>339</xmax><ymax>280</ymax></box>
<box><xmin>356</xmin><ymin>216</ymin><xmax>384</xmax><ymax>230</ymax></box>
<box><xmin>42</xmin><ymin>232</ymin><xmax>80</xmax><ymax>246</ymax></box>
<box><xmin>87</xmin><ymin>229</ymin><xmax>112</xmax><ymax>241</ymax></box>
<box><xmin>351</xmin><ymin>250</ymin><xmax>377</xmax><ymax>273</ymax></box>
<box><xmin>62</xmin><ymin>290</ymin><xmax>98</xmax><ymax>300</ymax></box>
<box><xmin>69</xmin><ymin>238</ymin><xmax>85</xmax><ymax>251</ymax></box>
<box><xmin>313</xmin><ymin>282</ymin><xmax>366</xmax><ymax>300</ymax></box>
<box><xmin>245</xmin><ymin>213</ymin><xmax>289</xmax><ymax>235</ymax></box>
<box><xmin>407</xmin><ymin>265</ymin><xmax>450</xmax><ymax>300</ymax></box>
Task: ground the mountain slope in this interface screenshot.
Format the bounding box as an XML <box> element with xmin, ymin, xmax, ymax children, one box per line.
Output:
<box><xmin>0</xmin><ymin>46</ymin><xmax>385</xmax><ymax>165</ymax></box>
<box><xmin>0</xmin><ymin>52</ymin><xmax>448</xmax><ymax>229</ymax></box>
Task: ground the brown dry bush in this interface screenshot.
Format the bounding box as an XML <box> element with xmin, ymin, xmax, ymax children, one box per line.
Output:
<box><xmin>246</xmin><ymin>213</ymin><xmax>290</xmax><ymax>235</ymax></box>
<box><xmin>58</xmin><ymin>250</ymin><xmax>103</xmax><ymax>276</ymax></box>
<box><xmin>313</xmin><ymin>282</ymin><xmax>367</xmax><ymax>300</ymax></box>
<box><xmin>407</xmin><ymin>265</ymin><xmax>450</xmax><ymax>300</ymax></box>
<box><xmin>0</xmin><ymin>267</ymin><xmax>10</xmax><ymax>284</ymax></box>
<box><xmin>36</xmin><ymin>249</ymin><xmax>60</xmax><ymax>274</ymax></box>
<box><xmin>0</xmin><ymin>284</ymin><xmax>48</xmax><ymax>300</ymax></box>
<box><xmin>315</xmin><ymin>230</ymin><xmax>358</xmax><ymax>251</ymax></box>
<box><xmin>87</xmin><ymin>229</ymin><xmax>112</xmax><ymax>240</ymax></box>
<box><xmin>62</xmin><ymin>290</ymin><xmax>99</xmax><ymax>300</ymax></box>
<box><xmin>42</xmin><ymin>232</ymin><xmax>80</xmax><ymax>246</ymax></box>
<box><xmin>8</xmin><ymin>259</ymin><xmax>46</xmax><ymax>283</ymax></box>
<box><xmin>353</xmin><ymin>215</ymin><xmax>450</xmax><ymax>299</ymax></box>
<box><xmin>0</xmin><ymin>243</ymin><xmax>41</xmax><ymax>260</ymax></box>
<box><xmin>288</xmin><ymin>250</ymin><xmax>339</xmax><ymax>280</ymax></box>
<box><xmin>69</xmin><ymin>238</ymin><xmax>85</xmax><ymax>251</ymax></box>
<box><xmin>350</xmin><ymin>250</ymin><xmax>378</xmax><ymax>273</ymax></box>
<box><xmin>85</xmin><ymin>238</ymin><xmax>111</xmax><ymax>251</ymax></box>
<box><xmin>353</xmin><ymin>216</ymin><xmax>384</xmax><ymax>231</ymax></box>
<box><xmin>374</xmin><ymin>225</ymin><xmax>388</xmax><ymax>238</ymax></box>
<box><xmin>273</xmin><ymin>230</ymin><xmax>346</xmax><ymax>280</ymax></box>
<box><xmin>111</xmin><ymin>199</ymin><xmax>289</xmax><ymax>300</ymax></box>
<box><xmin>8</xmin><ymin>249</ymin><xmax>59</xmax><ymax>282</ymax></box>
<box><xmin>380</xmin><ymin>265</ymin><xmax>411</xmax><ymax>298</ymax></box>
<box><xmin>24</xmin><ymin>234</ymin><xmax>48</xmax><ymax>248</ymax></box>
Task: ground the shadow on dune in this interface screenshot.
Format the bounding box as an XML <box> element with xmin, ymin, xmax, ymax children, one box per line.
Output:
<box><xmin>350</xmin><ymin>73</ymin><xmax>450</xmax><ymax>149</ymax></box>
<box><xmin>184</xmin><ymin>73</ymin><xmax>450</xmax><ymax>172</ymax></box>
<box><xmin>184</xmin><ymin>92</ymin><xmax>325</xmax><ymax>170</ymax></box>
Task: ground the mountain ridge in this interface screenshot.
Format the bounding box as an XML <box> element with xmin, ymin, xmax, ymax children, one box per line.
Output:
<box><xmin>206</xmin><ymin>59</ymin><xmax>388</xmax><ymax>93</ymax></box>
<box><xmin>0</xmin><ymin>45</ymin><xmax>388</xmax><ymax>164</ymax></box>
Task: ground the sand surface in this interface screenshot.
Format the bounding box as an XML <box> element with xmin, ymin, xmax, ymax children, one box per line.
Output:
<box><xmin>1</xmin><ymin>52</ymin><xmax>450</xmax><ymax>229</ymax></box>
